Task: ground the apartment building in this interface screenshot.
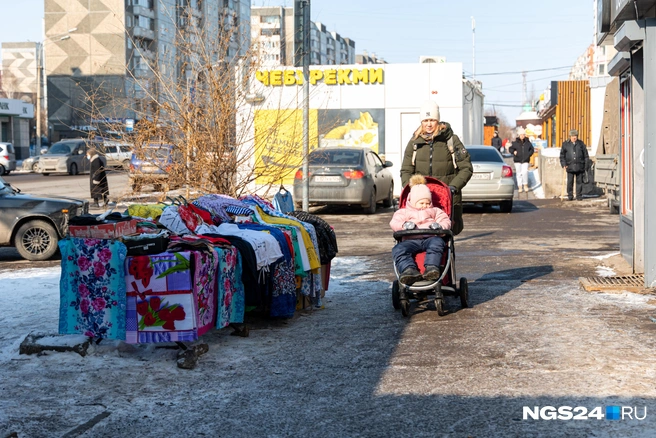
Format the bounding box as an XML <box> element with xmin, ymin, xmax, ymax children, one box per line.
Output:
<box><xmin>43</xmin><ymin>0</ymin><xmax>250</xmax><ymax>140</ymax></box>
<box><xmin>251</xmin><ymin>6</ymin><xmax>355</xmax><ymax>67</ymax></box>
<box><xmin>0</xmin><ymin>42</ymin><xmax>38</xmax><ymax>103</ymax></box>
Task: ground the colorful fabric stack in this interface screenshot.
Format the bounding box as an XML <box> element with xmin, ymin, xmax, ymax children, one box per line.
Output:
<box><xmin>59</xmin><ymin>238</ymin><xmax>128</xmax><ymax>340</ymax></box>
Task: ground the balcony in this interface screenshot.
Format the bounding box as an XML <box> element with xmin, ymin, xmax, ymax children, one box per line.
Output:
<box><xmin>133</xmin><ymin>6</ymin><xmax>155</xmax><ymax>19</ymax></box>
<box><xmin>132</xmin><ymin>26</ymin><xmax>155</xmax><ymax>41</ymax></box>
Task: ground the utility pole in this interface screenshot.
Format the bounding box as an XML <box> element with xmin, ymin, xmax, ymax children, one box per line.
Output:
<box><xmin>471</xmin><ymin>16</ymin><xmax>475</xmax><ymax>83</ymax></box>
<box><xmin>295</xmin><ymin>0</ymin><xmax>311</xmax><ymax>211</ymax></box>
<box><xmin>36</xmin><ymin>42</ymin><xmax>42</xmax><ymax>156</ymax></box>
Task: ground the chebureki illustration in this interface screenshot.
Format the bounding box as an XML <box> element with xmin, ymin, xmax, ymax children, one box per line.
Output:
<box><xmin>321</xmin><ymin>112</ymin><xmax>379</xmax><ymax>152</ymax></box>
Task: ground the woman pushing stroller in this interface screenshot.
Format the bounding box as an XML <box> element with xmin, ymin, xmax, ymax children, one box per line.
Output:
<box><xmin>390</xmin><ymin>175</ymin><xmax>451</xmax><ymax>285</ymax></box>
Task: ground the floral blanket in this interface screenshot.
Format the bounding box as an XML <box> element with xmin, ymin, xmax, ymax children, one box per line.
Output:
<box><xmin>59</xmin><ymin>238</ymin><xmax>127</xmax><ymax>340</ymax></box>
<box><xmin>125</xmin><ymin>251</ymin><xmax>199</xmax><ymax>344</ymax></box>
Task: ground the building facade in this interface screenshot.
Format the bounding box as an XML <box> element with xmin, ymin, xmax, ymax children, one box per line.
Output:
<box><xmin>1</xmin><ymin>42</ymin><xmax>38</xmax><ymax>103</ymax></box>
<box><xmin>43</xmin><ymin>0</ymin><xmax>250</xmax><ymax>140</ymax></box>
<box><xmin>251</xmin><ymin>7</ymin><xmax>355</xmax><ymax>67</ymax></box>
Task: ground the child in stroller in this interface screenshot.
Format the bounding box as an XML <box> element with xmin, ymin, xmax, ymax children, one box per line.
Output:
<box><xmin>390</xmin><ymin>175</ymin><xmax>451</xmax><ymax>285</ymax></box>
<box><xmin>390</xmin><ymin>175</ymin><xmax>469</xmax><ymax>317</ymax></box>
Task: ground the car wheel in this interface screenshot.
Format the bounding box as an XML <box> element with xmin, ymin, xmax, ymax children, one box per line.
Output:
<box><xmin>42</xmin><ymin>173</ymin><xmax>50</xmax><ymax>176</ymax></box>
<box><xmin>499</xmin><ymin>199</ymin><xmax>513</xmax><ymax>213</ymax></box>
<box><xmin>153</xmin><ymin>183</ymin><xmax>163</xmax><ymax>192</ymax></box>
<box><xmin>31</xmin><ymin>162</ymin><xmax>38</xmax><ymax>171</ymax></box>
<box><xmin>0</xmin><ymin>164</ymin><xmax>5</xmax><ymax>175</ymax></box>
<box><xmin>69</xmin><ymin>163</ymin><xmax>78</xmax><ymax>175</ymax></box>
<box><xmin>363</xmin><ymin>188</ymin><xmax>377</xmax><ymax>214</ymax></box>
<box><xmin>15</xmin><ymin>220</ymin><xmax>59</xmax><ymax>261</ymax></box>
<box><xmin>131</xmin><ymin>180</ymin><xmax>142</xmax><ymax>192</ymax></box>
<box><xmin>382</xmin><ymin>183</ymin><xmax>394</xmax><ymax>208</ymax></box>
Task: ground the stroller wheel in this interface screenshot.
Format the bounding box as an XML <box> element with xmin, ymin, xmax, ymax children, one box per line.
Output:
<box><xmin>434</xmin><ymin>284</ymin><xmax>447</xmax><ymax>316</ymax></box>
<box><xmin>392</xmin><ymin>280</ymin><xmax>401</xmax><ymax>310</ymax></box>
<box><xmin>400</xmin><ymin>299</ymin><xmax>410</xmax><ymax>317</ymax></box>
<box><xmin>459</xmin><ymin>277</ymin><xmax>469</xmax><ymax>308</ymax></box>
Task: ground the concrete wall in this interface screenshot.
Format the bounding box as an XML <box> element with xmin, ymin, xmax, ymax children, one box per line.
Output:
<box><xmin>539</xmin><ymin>147</ymin><xmax>565</xmax><ymax>199</ymax></box>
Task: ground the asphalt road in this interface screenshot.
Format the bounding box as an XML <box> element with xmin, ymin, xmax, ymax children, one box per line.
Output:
<box><xmin>2</xmin><ymin>176</ymin><xmax>655</xmax><ymax>436</ymax></box>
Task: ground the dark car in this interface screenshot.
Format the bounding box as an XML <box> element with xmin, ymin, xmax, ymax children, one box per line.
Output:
<box><xmin>293</xmin><ymin>147</ymin><xmax>394</xmax><ymax>214</ymax></box>
<box><xmin>128</xmin><ymin>144</ymin><xmax>182</xmax><ymax>192</ymax></box>
<box><xmin>461</xmin><ymin>145</ymin><xmax>515</xmax><ymax>212</ymax></box>
<box><xmin>0</xmin><ymin>175</ymin><xmax>88</xmax><ymax>260</ymax></box>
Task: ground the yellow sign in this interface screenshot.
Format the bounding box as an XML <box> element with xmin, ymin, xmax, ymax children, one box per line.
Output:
<box><xmin>255</xmin><ymin>68</ymin><xmax>384</xmax><ymax>86</ymax></box>
<box><xmin>254</xmin><ymin>109</ymin><xmax>318</xmax><ymax>185</ymax></box>
<box><xmin>321</xmin><ymin>112</ymin><xmax>379</xmax><ymax>153</ymax></box>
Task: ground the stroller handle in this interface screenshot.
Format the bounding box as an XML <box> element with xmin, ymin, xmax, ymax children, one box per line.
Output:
<box><xmin>393</xmin><ymin>228</ymin><xmax>453</xmax><ymax>242</ymax></box>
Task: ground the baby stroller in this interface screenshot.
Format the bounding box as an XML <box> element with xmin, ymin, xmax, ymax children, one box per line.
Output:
<box><xmin>391</xmin><ymin>176</ymin><xmax>469</xmax><ymax>317</ymax></box>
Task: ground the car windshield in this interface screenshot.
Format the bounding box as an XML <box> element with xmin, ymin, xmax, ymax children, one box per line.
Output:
<box><xmin>309</xmin><ymin>149</ymin><xmax>362</xmax><ymax>165</ymax></box>
<box><xmin>468</xmin><ymin>148</ymin><xmax>503</xmax><ymax>163</ymax></box>
<box><xmin>47</xmin><ymin>143</ymin><xmax>73</xmax><ymax>155</ymax></box>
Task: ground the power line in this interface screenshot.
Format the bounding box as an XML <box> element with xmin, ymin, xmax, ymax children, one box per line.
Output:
<box><xmin>465</xmin><ymin>65</ymin><xmax>572</xmax><ymax>77</ymax></box>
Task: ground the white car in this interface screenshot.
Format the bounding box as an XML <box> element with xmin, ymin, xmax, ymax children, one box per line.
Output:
<box><xmin>102</xmin><ymin>142</ymin><xmax>133</xmax><ymax>169</ymax></box>
<box><xmin>0</xmin><ymin>142</ymin><xmax>17</xmax><ymax>175</ymax></box>
<box><xmin>461</xmin><ymin>145</ymin><xmax>515</xmax><ymax>212</ymax></box>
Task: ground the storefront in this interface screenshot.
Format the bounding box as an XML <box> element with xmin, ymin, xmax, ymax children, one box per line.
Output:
<box><xmin>0</xmin><ymin>98</ymin><xmax>34</xmax><ymax>159</ymax></box>
<box><xmin>599</xmin><ymin>0</ymin><xmax>656</xmax><ymax>286</ymax></box>
<box><xmin>239</xmin><ymin>62</ymin><xmax>484</xmax><ymax>195</ymax></box>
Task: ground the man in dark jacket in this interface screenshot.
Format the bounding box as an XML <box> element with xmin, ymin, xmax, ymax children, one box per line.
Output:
<box><xmin>491</xmin><ymin>131</ymin><xmax>503</xmax><ymax>152</ymax></box>
<box><xmin>400</xmin><ymin>101</ymin><xmax>473</xmax><ymax>235</ymax></box>
<box><xmin>89</xmin><ymin>148</ymin><xmax>110</xmax><ymax>207</ymax></box>
<box><xmin>560</xmin><ymin>129</ymin><xmax>589</xmax><ymax>201</ymax></box>
<box><xmin>509</xmin><ymin>127</ymin><xmax>535</xmax><ymax>193</ymax></box>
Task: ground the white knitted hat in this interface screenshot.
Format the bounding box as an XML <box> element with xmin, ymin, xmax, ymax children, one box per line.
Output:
<box><xmin>516</xmin><ymin>126</ymin><xmax>526</xmax><ymax>136</ymax></box>
<box><xmin>419</xmin><ymin>101</ymin><xmax>440</xmax><ymax>122</ymax></box>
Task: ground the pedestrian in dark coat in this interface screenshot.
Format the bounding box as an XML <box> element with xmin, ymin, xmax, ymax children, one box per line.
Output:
<box><xmin>400</xmin><ymin>100</ymin><xmax>473</xmax><ymax>235</ymax></box>
<box><xmin>491</xmin><ymin>131</ymin><xmax>503</xmax><ymax>152</ymax></box>
<box><xmin>509</xmin><ymin>127</ymin><xmax>535</xmax><ymax>193</ymax></box>
<box><xmin>89</xmin><ymin>148</ymin><xmax>109</xmax><ymax>207</ymax></box>
<box><xmin>560</xmin><ymin>129</ymin><xmax>589</xmax><ymax>201</ymax></box>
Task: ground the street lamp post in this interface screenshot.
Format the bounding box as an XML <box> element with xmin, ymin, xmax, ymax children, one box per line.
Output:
<box><xmin>35</xmin><ymin>28</ymin><xmax>77</xmax><ymax>156</ymax></box>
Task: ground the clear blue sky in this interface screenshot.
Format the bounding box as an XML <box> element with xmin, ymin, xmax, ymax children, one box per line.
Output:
<box><xmin>2</xmin><ymin>0</ymin><xmax>593</xmax><ymax>122</ymax></box>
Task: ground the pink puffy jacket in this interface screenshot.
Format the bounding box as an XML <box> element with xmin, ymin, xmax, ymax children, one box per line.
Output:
<box><xmin>389</xmin><ymin>203</ymin><xmax>451</xmax><ymax>234</ymax></box>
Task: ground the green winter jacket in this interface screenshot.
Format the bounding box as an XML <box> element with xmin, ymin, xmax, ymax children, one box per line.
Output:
<box><xmin>400</xmin><ymin>123</ymin><xmax>473</xmax><ymax>234</ymax></box>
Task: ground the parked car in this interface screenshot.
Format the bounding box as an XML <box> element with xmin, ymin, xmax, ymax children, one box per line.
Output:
<box><xmin>292</xmin><ymin>147</ymin><xmax>394</xmax><ymax>214</ymax></box>
<box><xmin>22</xmin><ymin>155</ymin><xmax>40</xmax><ymax>172</ymax></box>
<box><xmin>461</xmin><ymin>145</ymin><xmax>515</xmax><ymax>212</ymax></box>
<box><xmin>36</xmin><ymin>138</ymin><xmax>100</xmax><ymax>176</ymax></box>
<box><xmin>0</xmin><ymin>142</ymin><xmax>17</xmax><ymax>175</ymax></box>
<box><xmin>102</xmin><ymin>141</ymin><xmax>133</xmax><ymax>169</ymax></box>
<box><xmin>128</xmin><ymin>144</ymin><xmax>182</xmax><ymax>192</ymax></box>
<box><xmin>0</xmin><ymin>175</ymin><xmax>88</xmax><ymax>260</ymax></box>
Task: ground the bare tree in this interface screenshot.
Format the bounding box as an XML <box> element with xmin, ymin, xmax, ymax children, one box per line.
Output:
<box><xmin>66</xmin><ymin>2</ymin><xmax>321</xmax><ymax>201</ymax></box>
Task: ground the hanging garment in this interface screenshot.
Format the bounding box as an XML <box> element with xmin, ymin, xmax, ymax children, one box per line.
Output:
<box><xmin>193</xmin><ymin>194</ymin><xmax>254</xmax><ymax>224</ymax></box>
<box><xmin>192</xmin><ymin>250</ymin><xmax>219</xmax><ymax>336</ymax></box>
<box><xmin>216</xmin><ymin>223</ymin><xmax>283</xmax><ymax>270</ymax></box>
<box><xmin>158</xmin><ymin>205</ymin><xmax>193</xmax><ymax>235</ymax></box>
<box><xmin>273</xmin><ymin>189</ymin><xmax>295</xmax><ymax>213</ymax></box>
<box><xmin>246</xmin><ymin>204</ymin><xmax>310</xmax><ymax>272</ymax></box>
<box><xmin>241</xmin><ymin>199</ymin><xmax>320</xmax><ymax>270</ymax></box>
<box><xmin>287</xmin><ymin>211</ymin><xmax>338</xmax><ymax>264</ymax></box>
<box><xmin>215</xmin><ymin>246</ymin><xmax>245</xmax><ymax>328</ymax></box>
<box><xmin>59</xmin><ymin>238</ymin><xmax>127</xmax><ymax>340</ymax></box>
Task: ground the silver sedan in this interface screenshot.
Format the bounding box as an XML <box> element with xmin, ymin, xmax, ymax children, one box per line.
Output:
<box><xmin>293</xmin><ymin>147</ymin><xmax>394</xmax><ymax>214</ymax></box>
<box><xmin>461</xmin><ymin>145</ymin><xmax>515</xmax><ymax>212</ymax></box>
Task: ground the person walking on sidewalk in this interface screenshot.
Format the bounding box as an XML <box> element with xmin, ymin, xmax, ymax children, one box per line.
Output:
<box><xmin>491</xmin><ymin>131</ymin><xmax>503</xmax><ymax>152</ymax></box>
<box><xmin>509</xmin><ymin>127</ymin><xmax>534</xmax><ymax>193</ymax></box>
<box><xmin>559</xmin><ymin>129</ymin><xmax>589</xmax><ymax>201</ymax></box>
<box><xmin>89</xmin><ymin>148</ymin><xmax>110</xmax><ymax>207</ymax></box>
